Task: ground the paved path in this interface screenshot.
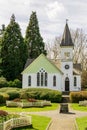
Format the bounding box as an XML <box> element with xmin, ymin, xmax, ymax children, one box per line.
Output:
<box><xmin>24</xmin><ymin>104</ymin><xmax>87</xmax><ymax>130</ymax></box>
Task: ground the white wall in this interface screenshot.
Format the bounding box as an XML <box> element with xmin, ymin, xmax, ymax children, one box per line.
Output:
<box><xmin>72</xmin><ymin>75</ymin><xmax>81</xmax><ymax>91</ymax></box>
<box><xmin>22</xmin><ymin>73</ymin><xmax>63</xmax><ymax>91</ymax></box>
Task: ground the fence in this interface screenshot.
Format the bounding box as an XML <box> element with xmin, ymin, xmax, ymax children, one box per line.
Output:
<box><xmin>6</xmin><ymin>100</ymin><xmax>51</xmax><ymax>108</ymax></box>
<box><xmin>0</xmin><ymin>115</ymin><xmax>31</xmax><ymax>130</ymax></box>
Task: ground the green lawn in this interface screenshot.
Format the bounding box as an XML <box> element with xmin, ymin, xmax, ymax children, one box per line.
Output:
<box><xmin>0</xmin><ymin>103</ymin><xmax>58</xmax><ymax>112</ymax></box>
<box><xmin>71</xmin><ymin>103</ymin><xmax>87</xmax><ymax>111</ymax></box>
<box><xmin>12</xmin><ymin>115</ymin><xmax>51</xmax><ymax>130</ymax></box>
<box><xmin>76</xmin><ymin>116</ymin><xmax>87</xmax><ymax>130</ymax></box>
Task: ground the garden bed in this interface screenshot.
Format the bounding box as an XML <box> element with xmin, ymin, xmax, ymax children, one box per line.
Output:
<box><xmin>6</xmin><ymin>99</ymin><xmax>51</xmax><ymax>108</ymax></box>
<box><xmin>0</xmin><ymin>112</ymin><xmax>32</xmax><ymax>130</ymax></box>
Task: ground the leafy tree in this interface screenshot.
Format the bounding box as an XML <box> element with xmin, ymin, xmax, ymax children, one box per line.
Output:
<box><xmin>0</xmin><ymin>24</ymin><xmax>6</xmax><ymax>76</ymax></box>
<box><xmin>25</xmin><ymin>11</ymin><xmax>47</xmax><ymax>58</ymax></box>
<box><xmin>1</xmin><ymin>14</ymin><xmax>28</xmax><ymax>80</ymax></box>
<box><xmin>81</xmin><ymin>70</ymin><xmax>87</xmax><ymax>89</ymax></box>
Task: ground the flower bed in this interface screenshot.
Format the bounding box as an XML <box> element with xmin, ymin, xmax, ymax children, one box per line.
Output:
<box><xmin>6</xmin><ymin>99</ymin><xmax>51</xmax><ymax>108</ymax></box>
<box><xmin>0</xmin><ymin>113</ymin><xmax>32</xmax><ymax>130</ymax></box>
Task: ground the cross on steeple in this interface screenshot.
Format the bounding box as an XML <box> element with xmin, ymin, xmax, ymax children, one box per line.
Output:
<box><xmin>66</xmin><ymin>19</ymin><xmax>68</xmax><ymax>24</ymax></box>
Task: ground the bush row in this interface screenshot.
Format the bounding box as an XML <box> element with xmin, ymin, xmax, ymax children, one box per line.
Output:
<box><xmin>70</xmin><ymin>91</ymin><xmax>87</xmax><ymax>103</ymax></box>
<box><xmin>0</xmin><ymin>88</ymin><xmax>62</xmax><ymax>103</ymax></box>
<box><xmin>20</xmin><ymin>88</ymin><xmax>62</xmax><ymax>103</ymax></box>
<box><xmin>0</xmin><ymin>77</ymin><xmax>22</xmax><ymax>88</ymax></box>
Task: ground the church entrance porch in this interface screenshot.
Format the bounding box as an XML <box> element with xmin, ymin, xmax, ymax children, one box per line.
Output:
<box><xmin>65</xmin><ymin>77</ymin><xmax>69</xmax><ymax>91</ymax></box>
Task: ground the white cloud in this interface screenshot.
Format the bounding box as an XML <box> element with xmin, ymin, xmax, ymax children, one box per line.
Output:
<box><xmin>46</xmin><ymin>1</ymin><xmax>67</xmax><ymax>20</ymax></box>
<box><xmin>0</xmin><ymin>0</ymin><xmax>87</xmax><ymax>42</ymax></box>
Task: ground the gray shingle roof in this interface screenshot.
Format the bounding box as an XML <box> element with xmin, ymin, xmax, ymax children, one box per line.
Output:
<box><xmin>60</xmin><ymin>23</ymin><xmax>74</xmax><ymax>46</ymax></box>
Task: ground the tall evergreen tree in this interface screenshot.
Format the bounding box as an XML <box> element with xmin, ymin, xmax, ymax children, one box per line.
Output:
<box><xmin>25</xmin><ymin>11</ymin><xmax>47</xmax><ymax>58</ymax></box>
<box><xmin>1</xmin><ymin>14</ymin><xmax>28</xmax><ymax>80</ymax></box>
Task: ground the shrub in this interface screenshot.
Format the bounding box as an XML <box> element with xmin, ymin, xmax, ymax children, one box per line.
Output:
<box><xmin>8</xmin><ymin>79</ymin><xmax>22</xmax><ymax>88</ymax></box>
<box><xmin>20</xmin><ymin>88</ymin><xmax>62</xmax><ymax>103</ymax></box>
<box><xmin>0</xmin><ymin>110</ymin><xmax>8</xmax><ymax>116</ymax></box>
<box><xmin>0</xmin><ymin>93</ymin><xmax>9</xmax><ymax>100</ymax></box>
<box><xmin>0</xmin><ymin>94</ymin><xmax>6</xmax><ymax>103</ymax></box>
<box><xmin>7</xmin><ymin>92</ymin><xmax>20</xmax><ymax>100</ymax></box>
<box><xmin>0</xmin><ymin>77</ymin><xmax>8</xmax><ymax>87</ymax></box>
<box><xmin>70</xmin><ymin>91</ymin><xmax>87</xmax><ymax>103</ymax></box>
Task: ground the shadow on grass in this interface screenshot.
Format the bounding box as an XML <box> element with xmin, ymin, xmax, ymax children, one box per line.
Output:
<box><xmin>12</xmin><ymin>125</ymin><xmax>39</xmax><ymax>130</ymax></box>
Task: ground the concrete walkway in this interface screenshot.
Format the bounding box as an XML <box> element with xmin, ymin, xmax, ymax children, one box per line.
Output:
<box><xmin>25</xmin><ymin>104</ymin><xmax>87</xmax><ymax>130</ymax></box>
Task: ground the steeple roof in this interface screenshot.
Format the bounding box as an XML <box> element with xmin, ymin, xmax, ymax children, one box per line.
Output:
<box><xmin>60</xmin><ymin>22</ymin><xmax>74</xmax><ymax>46</ymax></box>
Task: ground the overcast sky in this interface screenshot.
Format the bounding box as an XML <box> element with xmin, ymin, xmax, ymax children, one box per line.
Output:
<box><xmin>0</xmin><ymin>0</ymin><xmax>87</xmax><ymax>42</ymax></box>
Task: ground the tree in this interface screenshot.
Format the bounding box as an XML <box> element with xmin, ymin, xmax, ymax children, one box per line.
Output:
<box><xmin>0</xmin><ymin>24</ymin><xmax>6</xmax><ymax>76</ymax></box>
<box><xmin>46</xmin><ymin>37</ymin><xmax>61</xmax><ymax>60</ymax></box>
<box><xmin>71</xmin><ymin>28</ymin><xmax>87</xmax><ymax>70</ymax></box>
<box><xmin>81</xmin><ymin>70</ymin><xmax>87</xmax><ymax>88</ymax></box>
<box><xmin>1</xmin><ymin>14</ymin><xmax>28</xmax><ymax>80</ymax></box>
<box><xmin>25</xmin><ymin>11</ymin><xmax>47</xmax><ymax>58</ymax></box>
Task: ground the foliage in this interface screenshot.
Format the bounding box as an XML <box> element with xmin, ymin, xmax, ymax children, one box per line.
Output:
<box><xmin>0</xmin><ymin>110</ymin><xmax>8</xmax><ymax>116</ymax></box>
<box><xmin>25</xmin><ymin>11</ymin><xmax>47</xmax><ymax>58</ymax></box>
<box><xmin>1</xmin><ymin>14</ymin><xmax>28</xmax><ymax>81</ymax></box>
<box><xmin>0</xmin><ymin>94</ymin><xmax>6</xmax><ymax>103</ymax></box>
<box><xmin>70</xmin><ymin>91</ymin><xmax>87</xmax><ymax>103</ymax></box>
<box><xmin>20</xmin><ymin>88</ymin><xmax>62</xmax><ymax>103</ymax></box>
<box><xmin>0</xmin><ymin>77</ymin><xmax>8</xmax><ymax>87</ymax></box>
<box><xmin>76</xmin><ymin>116</ymin><xmax>87</xmax><ymax>130</ymax></box>
<box><xmin>7</xmin><ymin>91</ymin><xmax>20</xmax><ymax>100</ymax></box>
<box><xmin>8</xmin><ymin>79</ymin><xmax>22</xmax><ymax>88</ymax></box>
<box><xmin>71</xmin><ymin>28</ymin><xmax>87</xmax><ymax>70</ymax></box>
<box><xmin>81</xmin><ymin>70</ymin><xmax>87</xmax><ymax>89</ymax></box>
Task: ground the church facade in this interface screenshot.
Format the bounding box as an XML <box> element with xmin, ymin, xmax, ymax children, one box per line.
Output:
<box><xmin>22</xmin><ymin>23</ymin><xmax>81</xmax><ymax>91</ymax></box>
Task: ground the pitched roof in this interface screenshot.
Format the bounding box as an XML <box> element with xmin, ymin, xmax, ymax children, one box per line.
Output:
<box><xmin>60</xmin><ymin>23</ymin><xmax>74</xmax><ymax>46</ymax></box>
<box><xmin>22</xmin><ymin>54</ymin><xmax>63</xmax><ymax>74</ymax></box>
<box><xmin>24</xmin><ymin>59</ymin><xmax>34</xmax><ymax>69</ymax></box>
<box><xmin>73</xmin><ymin>63</ymin><xmax>82</xmax><ymax>75</ymax></box>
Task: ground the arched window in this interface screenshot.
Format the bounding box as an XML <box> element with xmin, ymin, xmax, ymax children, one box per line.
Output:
<box><xmin>41</xmin><ymin>72</ymin><xmax>43</xmax><ymax>86</ymax></box>
<box><xmin>28</xmin><ymin>76</ymin><xmax>31</xmax><ymax>86</ymax></box>
<box><xmin>37</xmin><ymin>68</ymin><xmax>48</xmax><ymax>86</ymax></box>
<box><xmin>74</xmin><ymin>77</ymin><xmax>77</xmax><ymax>86</ymax></box>
<box><xmin>37</xmin><ymin>72</ymin><xmax>40</xmax><ymax>86</ymax></box>
<box><xmin>53</xmin><ymin>75</ymin><xmax>56</xmax><ymax>86</ymax></box>
<box><xmin>45</xmin><ymin>72</ymin><xmax>48</xmax><ymax>86</ymax></box>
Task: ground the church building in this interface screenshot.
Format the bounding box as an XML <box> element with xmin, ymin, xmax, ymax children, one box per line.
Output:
<box><xmin>22</xmin><ymin>23</ymin><xmax>81</xmax><ymax>91</ymax></box>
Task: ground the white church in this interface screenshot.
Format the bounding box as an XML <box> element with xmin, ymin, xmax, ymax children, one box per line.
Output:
<box><xmin>22</xmin><ymin>23</ymin><xmax>81</xmax><ymax>92</ymax></box>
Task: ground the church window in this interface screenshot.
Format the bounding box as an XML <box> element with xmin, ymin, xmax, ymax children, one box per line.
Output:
<box><xmin>37</xmin><ymin>69</ymin><xmax>48</xmax><ymax>86</ymax></box>
<box><xmin>45</xmin><ymin>72</ymin><xmax>48</xmax><ymax>86</ymax></box>
<box><xmin>41</xmin><ymin>72</ymin><xmax>43</xmax><ymax>86</ymax></box>
<box><xmin>37</xmin><ymin>72</ymin><xmax>40</xmax><ymax>86</ymax></box>
<box><xmin>64</xmin><ymin>52</ymin><xmax>70</xmax><ymax>59</ymax></box>
<box><xmin>28</xmin><ymin>76</ymin><xmax>31</xmax><ymax>86</ymax></box>
<box><xmin>74</xmin><ymin>77</ymin><xmax>77</xmax><ymax>86</ymax></box>
<box><xmin>53</xmin><ymin>75</ymin><xmax>56</xmax><ymax>86</ymax></box>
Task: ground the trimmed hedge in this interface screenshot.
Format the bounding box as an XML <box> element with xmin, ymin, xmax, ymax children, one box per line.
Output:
<box><xmin>20</xmin><ymin>88</ymin><xmax>62</xmax><ymax>103</ymax></box>
<box><xmin>70</xmin><ymin>91</ymin><xmax>87</xmax><ymax>103</ymax></box>
<box><xmin>7</xmin><ymin>92</ymin><xmax>20</xmax><ymax>100</ymax></box>
<box><xmin>0</xmin><ymin>87</ymin><xmax>62</xmax><ymax>103</ymax></box>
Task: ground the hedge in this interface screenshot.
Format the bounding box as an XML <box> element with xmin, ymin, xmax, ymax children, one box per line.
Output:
<box><xmin>0</xmin><ymin>87</ymin><xmax>62</xmax><ymax>103</ymax></box>
<box><xmin>20</xmin><ymin>88</ymin><xmax>62</xmax><ymax>103</ymax></box>
<box><xmin>70</xmin><ymin>91</ymin><xmax>87</xmax><ymax>103</ymax></box>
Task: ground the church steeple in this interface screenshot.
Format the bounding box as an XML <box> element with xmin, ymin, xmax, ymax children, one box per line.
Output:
<box><xmin>60</xmin><ymin>21</ymin><xmax>74</xmax><ymax>46</ymax></box>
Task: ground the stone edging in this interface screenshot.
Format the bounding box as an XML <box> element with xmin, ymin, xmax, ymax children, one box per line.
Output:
<box><xmin>46</xmin><ymin>119</ymin><xmax>52</xmax><ymax>130</ymax></box>
<box><xmin>74</xmin><ymin>118</ymin><xmax>78</xmax><ymax>130</ymax></box>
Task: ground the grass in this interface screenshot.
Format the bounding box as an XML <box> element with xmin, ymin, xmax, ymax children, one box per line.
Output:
<box><xmin>12</xmin><ymin>115</ymin><xmax>51</xmax><ymax>130</ymax></box>
<box><xmin>76</xmin><ymin>116</ymin><xmax>87</xmax><ymax>130</ymax></box>
<box><xmin>0</xmin><ymin>103</ymin><xmax>59</xmax><ymax>112</ymax></box>
<box><xmin>71</xmin><ymin>103</ymin><xmax>87</xmax><ymax>111</ymax></box>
